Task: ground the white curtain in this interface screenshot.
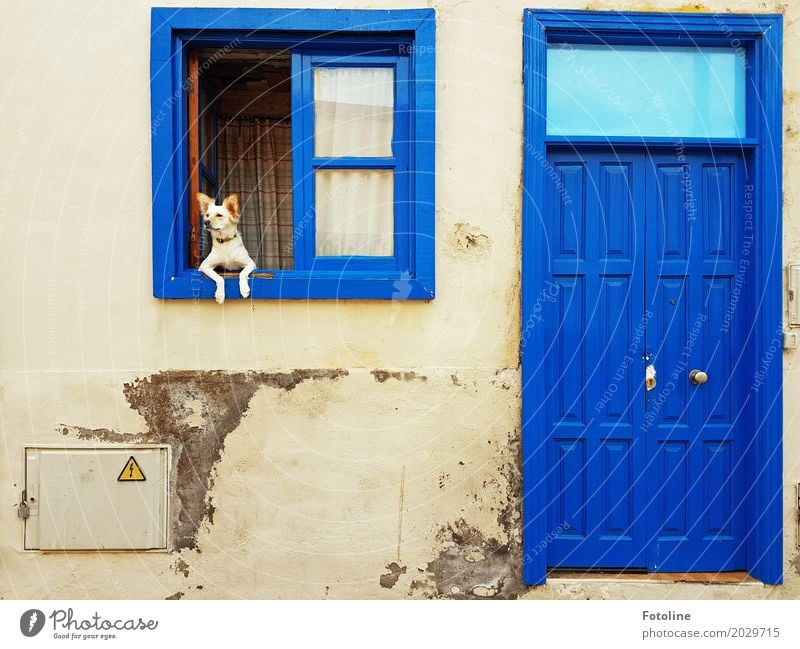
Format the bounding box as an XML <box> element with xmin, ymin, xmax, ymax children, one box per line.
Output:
<box><xmin>314</xmin><ymin>67</ymin><xmax>394</xmax><ymax>157</ymax></box>
<box><xmin>313</xmin><ymin>68</ymin><xmax>395</xmax><ymax>257</ymax></box>
<box><xmin>315</xmin><ymin>170</ymin><xmax>394</xmax><ymax>257</ymax></box>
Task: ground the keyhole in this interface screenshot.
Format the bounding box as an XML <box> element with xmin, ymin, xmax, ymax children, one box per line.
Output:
<box><xmin>670</xmin><ymin>299</ymin><xmax>677</xmax><ymax>305</ymax></box>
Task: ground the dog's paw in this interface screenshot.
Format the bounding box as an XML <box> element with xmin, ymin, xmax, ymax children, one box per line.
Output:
<box><xmin>240</xmin><ymin>283</ymin><xmax>250</xmax><ymax>299</ymax></box>
<box><xmin>215</xmin><ymin>290</ymin><xmax>225</xmax><ymax>305</ymax></box>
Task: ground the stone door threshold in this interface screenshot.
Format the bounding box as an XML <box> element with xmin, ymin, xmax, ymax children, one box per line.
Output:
<box><xmin>548</xmin><ymin>570</ymin><xmax>761</xmax><ymax>585</ymax></box>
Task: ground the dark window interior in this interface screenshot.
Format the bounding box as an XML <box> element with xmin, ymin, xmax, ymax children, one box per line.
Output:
<box><xmin>193</xmin><ymin>48</ymin><xmax>294</xmax><ymax>270</ymax></box>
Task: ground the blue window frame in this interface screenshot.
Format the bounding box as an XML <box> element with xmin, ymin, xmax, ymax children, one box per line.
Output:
<box><xmin>522</xmin><ymin>10</ymin><xmax>783</xmax><ymax>586</ymax></box>
<box><xmin>294</xmin><ymin>52</ymin><xmax>411</xmax><ymax>273</ymax></box>
<box><xmin>150</xmin><ymin>8</ymin><xmax>435</xmax><ymax>299</ymax></box>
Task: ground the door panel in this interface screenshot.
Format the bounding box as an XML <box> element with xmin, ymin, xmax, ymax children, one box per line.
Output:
<box><xmin>644</xmin><ymin>151</ymin><xmax>745</xmax><ymax>572</ymax></box>
<box><xmin>544</xmin><ymin>148</ymin><xmax>747</xmax><ymax>572</ymax></box>
<box><xmin>544</xmin><ymin>151</ymin><xmax>647</xmax><ymax>568</ymax></box>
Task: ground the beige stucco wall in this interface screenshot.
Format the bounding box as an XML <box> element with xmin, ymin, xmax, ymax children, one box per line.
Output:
<box><xmin>0</xmin><ymin>0</ymin><xmax>798</xmax><ymax>600</ymax></box>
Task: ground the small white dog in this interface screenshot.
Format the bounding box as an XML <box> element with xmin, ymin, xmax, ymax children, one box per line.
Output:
<box><xmin>196</xmin><ymin>192</ymin><xmax>256</xmax><ymax>304</ymax></box>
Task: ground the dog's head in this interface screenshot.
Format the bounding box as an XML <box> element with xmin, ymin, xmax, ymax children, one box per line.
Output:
<box><xmin>196</xmin><ymin>193</ymin><xmax>240</xmax><ymax>231</ymax></box>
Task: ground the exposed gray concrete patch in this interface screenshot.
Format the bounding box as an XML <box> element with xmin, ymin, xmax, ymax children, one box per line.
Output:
<box><xmin>409</xmin><ymin>579</ymin><xmax>431</xmax><ymax>597</ymax></box>
<box><xmin>422</xmin><ymin>429</ymin><xmax>525</xmax><ymax>600</ymax></box>
<box><xmin>790</xmin><ymin>553</ymin><xmax>800</xmax><ymax>577</ymax></box>
<box><xmin>370</xmin><ymin>370</ymin><xmax>427</xmax><ymax>383</ymax></box>
<box><xmin>428</xmin><ymin>519</ymin><xmax>522</xmax><ymax>599</ymax></box>
<box><xmin>464</xmin><ymin>548</ymin><xmax>485</xmax><ymax>563</ymax></box>
<box><xmin>61</xmin><ymin>369</ymin><xmax>348</xmax><ymax>551</ymax></box>
<box><xmin>473</xmin><ymin>585</ymin><xmax>498</xmax><ymax>597</ymax></box>
<box><xmin>380</xmin><ymin>562</ymin><xmax>407</xmax><ymax>589</ymax></box>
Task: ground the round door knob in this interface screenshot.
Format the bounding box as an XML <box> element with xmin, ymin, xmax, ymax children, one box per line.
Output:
<box><xmin>689</xmin><ymin>370</ymin><xmax>708</xmax><ymax>385</ymax></box>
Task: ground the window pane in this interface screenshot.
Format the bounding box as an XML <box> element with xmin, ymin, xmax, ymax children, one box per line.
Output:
<box><xmin>546</xmin><ymin>44</ymin><xmax>746</xmax><ymax>138</ymax></box>
<box><xmin>315</xmin><ymin>169</ymin><xmax>394</xmax><ymax>256</ymax></box>
<box><xmin>314</xmin><ymin>67</ymin><xmax>394</xmax><ymax>157</ymax></box>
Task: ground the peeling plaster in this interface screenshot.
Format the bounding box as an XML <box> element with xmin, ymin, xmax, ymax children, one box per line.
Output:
<box><xmin>173</xmin><ymin>558</ymin><xmax>190</xmax><ymax>578</ymax></box>
<box><xmin>451</xmin><ymin>222</ymin><xmax>491</xmax><ymax>256</ymax></box>
<box><xmin>789</xmin><ymin>553</ymin><xmax>800</xmax><ymax>577</ymax></box>
<box><xmin>417</xmin><ymin>430</ymin><xmax>525</xmax><ymax>600</ymax></box>
<box><xmin>492</xmin><ymin>369</ymin><xmax>516</xmax><ymax>391</ymax></box>
<box><xmin>61</xmin><ymin>369</ymin><xmax>348</xmax><ymax>551</ymax></box>
<box><xmin>427</xmin><ymin>519</ymin><xmax>522</xmax><ymax>599</ymax></box>
<box><xmin>62</xmin><ymin>426</ymin><xmax>138</xmax><ymax>444</ymax></box>
<box><xmin>496</xmin><ymin>429</ymin><xmax>523</xmax><ymax>542</ymax></box>
<box><xmin>370</xmin><ymin>370</ymin><xmax>427</xmax><ymax>383</ymax></box>
<box><xmin>379</xmin><ymin>562</ymin><xmax>407</xmax><ymax>588</ymax></box>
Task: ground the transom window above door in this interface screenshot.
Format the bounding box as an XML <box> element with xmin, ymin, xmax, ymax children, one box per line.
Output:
<box><xmin>546</xmin><ymin>43</ymin><xmax>747</xmax><ymax>138</ymax></box>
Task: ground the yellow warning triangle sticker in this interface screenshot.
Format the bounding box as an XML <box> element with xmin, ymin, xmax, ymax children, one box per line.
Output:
<box><xmin>117</xmin><ymin>456</ymin><xmax>146</xmax><ymax>482</ymax></box>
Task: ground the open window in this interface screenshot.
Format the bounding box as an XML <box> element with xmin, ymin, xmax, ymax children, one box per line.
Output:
<box><xmin>188</xmin><ymin>48</ymin><xmax>294</xmax><ymax>271</ymax></box>
<box><xmin>151</xmin><ymin>8</ymin><xmax>435</xmax><ymax>299</ymax></box>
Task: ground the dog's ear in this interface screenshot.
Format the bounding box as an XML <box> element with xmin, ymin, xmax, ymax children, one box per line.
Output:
<box><xmin>196</xmin><ymin>192</ymin><xmax>213</xmax><ymax>215</ymax></box>
<box><xmin>223</xmin><ymin>193</ymin><xmax>240</xmax><ymax>222</ymax></box>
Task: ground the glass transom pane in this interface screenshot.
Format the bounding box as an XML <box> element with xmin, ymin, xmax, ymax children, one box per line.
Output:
<box><xmin>314</xmin><ymin>67</ymin><xmax>394</xmax><ymax>157</ymax></box>
<box><xmin>315</xmin><ymin>169</ymin><xmax>394</xmax><ymax>257</ymax></box>
<box><xmin>546</xmin><ymin>44</ymin><xmax>746</xmax><ymax>138</ymax></box>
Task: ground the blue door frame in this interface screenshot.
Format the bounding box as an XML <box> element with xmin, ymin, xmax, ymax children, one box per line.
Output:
<box><xmin>521</xmin><ymin>10</ymin><xmax>783</xmax><ymax>585</ymax></box>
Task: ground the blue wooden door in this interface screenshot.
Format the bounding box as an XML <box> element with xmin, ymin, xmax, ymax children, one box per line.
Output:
<box><xmin>643</xmin><ymin>151</ymin><xmax>746</xmax><ymax>572</ymax></box>
<box><xmin>543</xmin><ymin>149</ymin><xmax>648</xmax><ymax>568</ymax></box>
<box><xmin>543</xmin><ymin>148</ymin><xmax>746</xmax><ymax>572</ymax></box>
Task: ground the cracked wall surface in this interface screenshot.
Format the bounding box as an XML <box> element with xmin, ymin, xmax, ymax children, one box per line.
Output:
<box><xmin>1</xmin><ymin>0</ymin><xmax>799</xmax><ymax>600</ymax></box>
